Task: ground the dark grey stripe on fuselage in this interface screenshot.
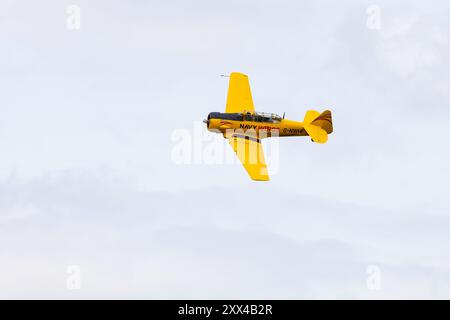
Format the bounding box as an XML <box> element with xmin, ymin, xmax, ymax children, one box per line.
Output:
<box><xmin>208</xmin><ymin>112</ymin><xmax>243</xmax><ymax>121</ymax></box>
<box><xmin>232</xmin><ymin>134</ymin><xmax>260</xmax><ymax>143</ymax></box>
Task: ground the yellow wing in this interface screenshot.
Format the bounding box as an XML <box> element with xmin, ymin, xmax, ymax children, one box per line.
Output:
<box><xmin>228</xmin><ymin>134</ymin><xmax>269</xmax><ymax>181</ymax></box>
<box><xmin>225</xmin><ymin>72</ymin><xmax>255</xmax><ymax>113</ymax></box>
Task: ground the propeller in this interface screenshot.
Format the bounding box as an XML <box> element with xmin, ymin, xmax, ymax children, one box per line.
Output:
<box><xmin>282</xmin><ymin>112</ymin><xmax>285</xmax><ymax>119</ymax></box>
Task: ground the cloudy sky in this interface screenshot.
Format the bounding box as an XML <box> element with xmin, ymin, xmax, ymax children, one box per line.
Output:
<box><xmin>1</xmin><ymin>0</ymin><xmax>449</xmax><ymax>299</ymax></box>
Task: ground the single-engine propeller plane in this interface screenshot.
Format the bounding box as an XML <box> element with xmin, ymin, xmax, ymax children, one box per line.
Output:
<box><xmin>204</xmin><ymin>72</ymin><xmax>333</xmax><ymax>181</ymax></box>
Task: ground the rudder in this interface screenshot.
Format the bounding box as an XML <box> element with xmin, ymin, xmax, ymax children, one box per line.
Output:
<box><xmin>311</xmin><ymin>110</ymin><xmax>333</xmax><ymax>134</ymax></box>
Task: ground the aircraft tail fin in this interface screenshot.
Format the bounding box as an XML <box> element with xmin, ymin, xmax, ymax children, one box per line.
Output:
<box><xmin>303</xmin><ymin>110</ymin><xmax>333</xmax><ymax>144</ymax></box>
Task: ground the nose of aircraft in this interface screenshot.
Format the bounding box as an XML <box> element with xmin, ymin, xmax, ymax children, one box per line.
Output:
<box><xmin>203</xmin><ymin>118</ymin><xmax>209</xmax><ymax>128</ymax></box>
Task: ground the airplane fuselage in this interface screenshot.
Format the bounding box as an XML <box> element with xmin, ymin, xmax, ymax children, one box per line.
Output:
<box><xmin>205</xmin><ymin>112</ymin><xmax>308</xmax><ymax>138</ymax></box>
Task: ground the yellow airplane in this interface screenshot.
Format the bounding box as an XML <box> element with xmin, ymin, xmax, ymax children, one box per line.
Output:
<box><xmin>204</xmin><ymin>72</ymin><xmax>333</xmax><ymax>181</ymax></box>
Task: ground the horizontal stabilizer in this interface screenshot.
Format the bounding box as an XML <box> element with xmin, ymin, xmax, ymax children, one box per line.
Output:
<box><xmin>303</xmin><ymin>110</ymin><xmax>333</xmax><ymax>144</ymax></box>
<box><xmin>304</xmin><ymin>124</ymin><xmax>328</xmax><ymax>143</ymax></box>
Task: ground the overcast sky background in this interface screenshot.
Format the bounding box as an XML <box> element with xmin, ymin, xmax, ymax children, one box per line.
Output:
<box><xmin>1</xmin><ymin>0</ymin><xmax>450</xmax><ymax>299</ymax></box>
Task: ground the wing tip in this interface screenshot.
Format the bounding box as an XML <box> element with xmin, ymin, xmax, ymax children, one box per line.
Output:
<box><xmin>252</xmin><ymin>176</ymin><xmax>270</xmax><ymax>181</ymax></box>
<box><xmin>249</xmin><ymin>167</ymin><xmax>270</xmax><ymax>181</ymax></box>
<box><xmin>230</xmin><ymin>71</ymin><xmax>248</xmax><ymax>77</ymax></box>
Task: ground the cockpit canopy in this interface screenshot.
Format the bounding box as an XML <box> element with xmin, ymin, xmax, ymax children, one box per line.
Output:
<box><xmin>252</xmin><ymin>112</ymin><xmax>283</xmax><ymax>123</ymax></box>
<box><xmin>207</xmin><ymin>111</ymin><xmax>282</xmax><ymax>123</ymax></box>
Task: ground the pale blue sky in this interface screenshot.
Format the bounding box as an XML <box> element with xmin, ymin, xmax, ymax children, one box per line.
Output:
<box><xmin>1</xmin><ymin>0</ymin><xmax>450</xmax><ymax>298</ymax></box>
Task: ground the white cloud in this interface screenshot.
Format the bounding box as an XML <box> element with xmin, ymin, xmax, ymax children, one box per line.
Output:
<box><xmin>1</xmin><ymin>170</ymin><xmax>450</xmax><ymax>298</ymax></box>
